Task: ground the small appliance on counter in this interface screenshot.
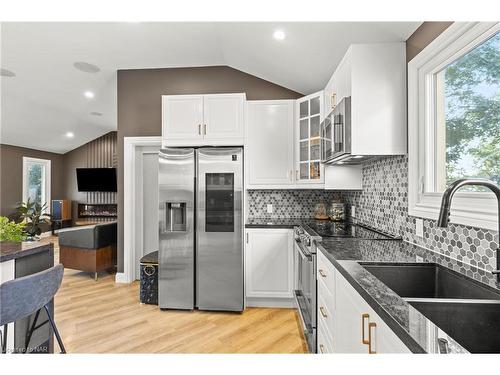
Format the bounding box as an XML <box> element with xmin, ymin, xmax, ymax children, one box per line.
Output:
<box><xmin>140</xmin><ymin>251</ymin><xmax>158</xmax><ymax>305</ymax></box>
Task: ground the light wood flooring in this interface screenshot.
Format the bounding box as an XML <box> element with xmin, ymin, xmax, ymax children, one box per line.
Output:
<box><xmin>40</xmin><ymin>236</ymin><xmax>307</xmax><ymax>353</ymax></box>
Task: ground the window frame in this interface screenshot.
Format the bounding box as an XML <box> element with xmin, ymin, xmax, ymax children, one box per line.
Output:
<box><xmin>22</xmin><ymin>156</ymin><xmax>51</xmax><ymax>213</ymax></box>
<box><xmin>408</xmin><ymin>22</ymin><xmax>500</xmax><ymax>231</ymax></box>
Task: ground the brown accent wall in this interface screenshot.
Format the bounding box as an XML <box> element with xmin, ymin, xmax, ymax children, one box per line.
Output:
<box><xmin>406</xmin><ymin>22</ymin><xmax>453</xmax><ymax>62</ymax></box>
<box><xmin>117</xmin><ymin>65</ymin><xmax>302</xmax><ymax>271</ymax></box>
<box><xmin>0</xmin><ymin>144</ymin><xmax>64</xmax><ymax>219</ymax></box>
<box><xmin>62</xmin><ymin>132</ymin><xmax>117</xmax><ymax>221</ymax></box>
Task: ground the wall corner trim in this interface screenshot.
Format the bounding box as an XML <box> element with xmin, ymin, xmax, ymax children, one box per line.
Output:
<box><xmin>115</xmin><ymin>272</ymin><xmax>130</xmax><ymax>284</ymax></box>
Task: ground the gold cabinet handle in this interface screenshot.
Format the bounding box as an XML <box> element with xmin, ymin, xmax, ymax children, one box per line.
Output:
<box><xmin>203</xmin><ymin>124</ymin><xmax>207</xmax><ymax>135</ymax></box>
<box><xmin>319</xmin><ymin>344</ymin><xmax>325</xmax><ymax>353</ymax></box>
<box><xmin>319</xmin><ymin>269</ymin><xmax>327</xmax><ymax>278</ymax></box>
<box><xmin>295</xmin><ymin>170</ymin><xmax>299</xmax><ymax>180</ymax></box>
<box><xmin>319</xmin><ymin>306</ymin><xmax>328</xmax><ymax>318</ymax></box>
<box><xmin>331</xmin><ymin>93</ymin><xmax>337</xmax><ymax>110</ymax></box>
<box><xmin>368</xmin><ymin>322</ymin><xmax>377</xmax><ymax>354</ymax></box>
<box><xmin>361</xmin><ymin>313</ymin><xmax>370</xmax><ymax>345</ymax></box>
<box><xmin>198</xmin><ymin>124</ymin><xmax>201</xmax><ymax>135</ymax></box>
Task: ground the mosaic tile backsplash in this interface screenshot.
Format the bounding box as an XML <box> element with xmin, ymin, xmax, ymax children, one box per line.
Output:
<box><xmin>247</xmin><ymin>155</ymin><xmax>499</xmax><ymax>273</ymax></box>
<box><xmin>247</xmin><ymin>190</ymin><xmax>343</xmax><ymax>218</ymax></box>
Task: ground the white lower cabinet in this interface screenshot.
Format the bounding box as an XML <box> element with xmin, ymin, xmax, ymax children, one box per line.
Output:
<box><xmin>245</xmin><ymin>229</ymin><xmax>294</xmax><ymax>305</ymax></box>
<box><xmin>316</xmin><ymin>250</ymin><xmax>410</xmax><ymax>353</ymax></box>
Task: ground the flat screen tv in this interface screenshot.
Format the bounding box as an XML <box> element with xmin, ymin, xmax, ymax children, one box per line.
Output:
<box><xmin>76</xmin><ymin>168</ymin><xmax>117</xmax><ymax>192</ymax></box>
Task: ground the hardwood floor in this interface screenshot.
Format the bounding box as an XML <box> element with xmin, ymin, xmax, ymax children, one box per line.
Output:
<box><xmin>40</xmin><ymin>236</ymin><xmax>307</xmax><ymax>353</ymax></box>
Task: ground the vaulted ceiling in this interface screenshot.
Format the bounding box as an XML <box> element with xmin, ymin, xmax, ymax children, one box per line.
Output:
<box><xmin>0</xmin><ymin>22</ymin><xmax>421</xmax><ymax>153</ymax></box>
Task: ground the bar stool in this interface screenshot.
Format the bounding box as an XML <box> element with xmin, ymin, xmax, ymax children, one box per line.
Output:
<box><xmin>0</xmin><ymin>264</ymin><xmax>66</xmax><ymax>354</ymax></box>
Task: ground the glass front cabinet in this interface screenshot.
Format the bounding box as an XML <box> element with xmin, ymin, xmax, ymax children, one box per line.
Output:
<box><xmin>296</xmin><ymin>91</ymin><xmax>324</xmax><ymax>184</ymax></box>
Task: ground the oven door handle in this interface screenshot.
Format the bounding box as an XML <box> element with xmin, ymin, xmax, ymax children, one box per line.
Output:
<box><xmin>295</xmin><ymin>239</ymin><xmax>312</xmax><ymax>261</ymax></box>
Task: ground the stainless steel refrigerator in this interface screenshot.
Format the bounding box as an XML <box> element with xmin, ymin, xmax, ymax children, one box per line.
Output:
<box><xmin>158</xmin><ymin>147</ymin><xmax>243</xmax><ymax>311</ymax></box>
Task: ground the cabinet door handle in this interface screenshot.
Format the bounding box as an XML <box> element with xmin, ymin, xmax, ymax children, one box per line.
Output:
<box><xmin>198</xmin><ymin>124</ymin><xmax>201</xmax><ymax>135</ymax></box>
<box><xmin>295</xmin><ymin>170</ymin><xmax>299</xmax><ymax>180</ymax></box>
<box><xmin>204</xmin><ymin>124</ymin><xmax>207</xmax><ymax>135</ymax></box>
<box><xmin>318</xmin><ymin>269</ymin><xmax>327</xmax><ymax>278</ymax></box>
<box><xmin>368</xmin><ymin>322</ymin><xmax>377</xmax><ymax>354</ymax></box>
<box><xmin>289</xmin><ymin>170</ymin><xmax>293</xmax><ymax>181</ymax></box>
<box><xmin>361</xmin><ymin>313</ymin><xmax>370</xmax><ymax>345</ymax></box>
<box><xmin>246</xmin><ymin>233</ymin><xmax>249</xmax><ymax>243</ymax></box>
<box><xmin>319</xmin><ymin>344</ymin><xmax>325</xmax><ymax>353</ymax></box>
<box><xmin>319</xmin><ymin>306</ymin><xmax>328</xmax><ymax>318</ymax></box>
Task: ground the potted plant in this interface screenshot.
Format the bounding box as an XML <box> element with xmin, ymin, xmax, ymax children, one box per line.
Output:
<box><xmin>0</xmin><ymin>216</ymin><xmax>27</xmax><ymax>242</ymax></box>
<box><xmin>16</xmin><ymin>198</ymin><xmax>51</xmax><ymax>240</ymax></box>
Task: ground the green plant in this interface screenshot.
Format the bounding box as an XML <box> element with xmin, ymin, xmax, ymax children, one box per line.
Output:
<box><xmin>0</xmin><ymin>216</ymin><xmax>27</xmax><ymax>241</ymax></box>
<box><xmin>16</xmin><ymin>198</ymin><xmax>51</xmax><ymax>239</ymax></box>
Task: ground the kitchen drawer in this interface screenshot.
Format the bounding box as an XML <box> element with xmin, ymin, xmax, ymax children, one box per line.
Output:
<box><xmin>317</xmin><ymin>249</ymin><xmax>335</xmax><ymax>293</ymax></box>
<box><xmin>318</xmin><ymin>273</ymin><xmax>335</xmax><ymax>312</ymax></box>
<box><xmin>317</xmin><ymin>286</ymin><xmax>335</xmax><ymax>336</ymax></box>
<box><xmin>317</xmin><ymin>313</ymin><xmax>334</xmax><ymax>354</ymax></box>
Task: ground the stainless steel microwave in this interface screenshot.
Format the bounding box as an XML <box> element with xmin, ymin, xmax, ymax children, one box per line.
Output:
<box><xmin>321</xmin><ymin>96</ymin><xmax>376</xmax><ymax>164</ymax></box>
<box><xmin>321</xmin><ymin>97</ymin><xmax>351</xmax><ymax>164</ymax></box>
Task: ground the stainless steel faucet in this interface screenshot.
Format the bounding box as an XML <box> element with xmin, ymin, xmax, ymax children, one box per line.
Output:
<box><xmin>437</xmin><ymin>178</ymin><xmax>500</xmax><ymax>280</ymax></box>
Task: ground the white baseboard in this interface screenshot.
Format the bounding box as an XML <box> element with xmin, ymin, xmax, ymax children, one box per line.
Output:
<box><xmin>246</xmin><ymin>297</ymin><xmax>295</xmax><ymax>308</ymax></box>
<box><xmin>115</xmin><ymin>272</ymin><xmax>131</xmax><ymax>284</ymax></box>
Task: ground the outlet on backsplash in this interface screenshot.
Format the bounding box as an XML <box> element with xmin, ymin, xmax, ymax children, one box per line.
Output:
<box><xmin>416</xmin><ymin>218</ymin><xmax>424</xmax><ymax>238</ymax></box>
<box><xmin>266</xmin><ymin>204</ymin><xmax>273</xmax><ymax>214</ymax></box>
<box><xmin>351</xmin><ymin>205</ymin><xmax>356</xmax><ymax>218</ymax></box>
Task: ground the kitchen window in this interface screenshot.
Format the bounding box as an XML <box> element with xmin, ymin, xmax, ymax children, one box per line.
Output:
<box><xmin>22</xmin><ymin>157</ymin><xmax>51</xmax><ymax>210</ymax></box>
<box><xmin>408</xmin><ymin>22</ymin><xmax>499</xmax><ymax>231</ymax></box>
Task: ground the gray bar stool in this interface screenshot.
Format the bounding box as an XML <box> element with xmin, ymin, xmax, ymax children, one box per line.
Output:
<box><xmin>0</xmin><ymin>264</ymin><xmax>66</xmax><ymax>354</ymax></box>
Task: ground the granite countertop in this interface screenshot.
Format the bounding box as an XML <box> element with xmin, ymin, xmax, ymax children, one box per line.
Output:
<box><xmin>245</xmin><ymin>218</ymin><xmax>305</xmax><ymax>229</ymax></box>
<box><xmin>317</xmin><ymin>238</ymin><xmax>500</xmax><ymax>354</ymax></box>
<box><xmin>0</xmin><ymin>241</ymin><xmax>54</xmax><ymax>262</ymax></box>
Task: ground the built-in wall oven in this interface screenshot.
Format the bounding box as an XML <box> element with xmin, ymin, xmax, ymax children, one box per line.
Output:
<box><xmin>293</xmin><ymin>226</ymin><xmax>317</xmax><ymax>353</ymax></box>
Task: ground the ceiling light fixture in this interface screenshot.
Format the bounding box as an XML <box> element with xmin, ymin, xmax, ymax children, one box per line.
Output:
<box><xmin>84</xmin><ymin>91</ymin><xmax>95</xmax><ymax>99</ymax></box>
<box><xmin>0</xmin><ymin>68</ymin><xmax>16</xmax><ymax>77</ymax></box>
<box><xmin>73</xmin><ymin>62</ymin><xmax>100</xmax><ymax>73</ymax></box>
<box><xmin>90</xmin><ymin>111</ymin><xmax>103</xmax><ymax>116</ymax></box>
<box><xmin>65</xmin><ymin>132</ymin><xmax>74</xmax><ymax>138</ymax></box>
<box><xmin>273</xmin><ymin>30</ymin><xmax>286</xmax><ymax>41</ymax></box>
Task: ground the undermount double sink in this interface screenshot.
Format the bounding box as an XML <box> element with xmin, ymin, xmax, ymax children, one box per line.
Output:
<box><xmin>360</xmin><ymin>263</ymin><xmax>500</xmax><ymax>353</ymax></box>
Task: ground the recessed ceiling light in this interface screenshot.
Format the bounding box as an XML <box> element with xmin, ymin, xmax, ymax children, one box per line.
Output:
<box><xmin>90</xmin><ymin>111</ymin><xmax>103</xmax><ymax>116</ymax></box>
<box><xmin>273</xmin><ymin>30</ymin><xmax>286</xmax><ymax>41</ymax></box>
<box><xmin>73</xmin><ymin>62</ymin><xmax>100</xmax><ymax>73</ymax></box>
<box><xmin>1</xmin><ymin>68</ymin><xmax>16</xmax><ymax>77</ymax></box>
<box><xmin>65</xmin><ymin>132</ymin><xmax>74</xmax><ymax>138</ymax></box>
<box><xmin>84</xmin><ymin>91</ymin><xmax>95</xmax><ymax>99</ymax></box>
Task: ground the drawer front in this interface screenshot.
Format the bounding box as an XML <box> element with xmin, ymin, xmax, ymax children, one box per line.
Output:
<box><xmin>317</xmin><ymin>249</ymin><xmax>335</xmax><ymax>293</ymax></box>
<box><xmin>317</xmin><ymin>314</ymin><xmax>334</xmax><ymax>354</ymax></box>
<box><xmin>317</xmin><ymin>286</ymin><xmax>335</xmax><ymax>336</ymax></box>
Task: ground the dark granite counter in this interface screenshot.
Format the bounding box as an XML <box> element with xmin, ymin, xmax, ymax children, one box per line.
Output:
<box><xmin>317</xmin><ymin>238</ymin><xmax>500</xmax><ymax>353</ymax></box>
<box><xmin>245</xmin><ymin>218</ymin><xmax>304</xmax><ymax>229</ymax></box>
<box><xmin>0</xmin><ymin>241</ymin><xmax>54</xmax><ymax>262</ymax></box>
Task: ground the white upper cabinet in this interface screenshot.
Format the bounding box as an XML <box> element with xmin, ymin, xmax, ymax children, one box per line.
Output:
<box><xmin>203</xmin><ymin>94</ymin><xmax>245</xmax><ymax>142</ymax></box>
<box><xmin>323</xmin><ymin>43</ymin><xmax>406</xmax><ymax>156</ymax></box>
<box><xmin>162</xmin><ymin>93</ymin><xmax>245</xmax><ymax>146</ymax></box>
<box><xmin>245</xmin><ymin>100</ymin><xmax>295</xmax><ymax>188</ymax></box>
<box><xmin>162</xmin><ymin>95</ymin><xmax>204</xmax><ymax>142</ymax></box>
<box><xmin>295</xmin><ymin>91</ymin><xmax>324</xmax><ymax>186</ymax></box>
